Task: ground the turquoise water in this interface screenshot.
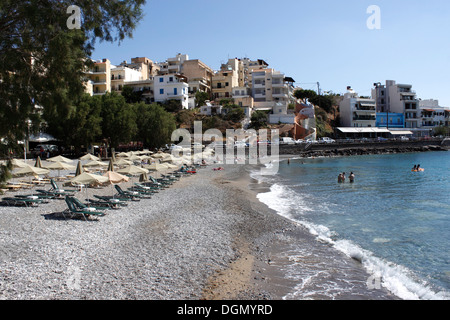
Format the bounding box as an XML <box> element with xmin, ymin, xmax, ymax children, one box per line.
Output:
<box><xmin>256</xmin><ymin>151</ymin><xmax>450</xmax><ymax>300</ymax></box>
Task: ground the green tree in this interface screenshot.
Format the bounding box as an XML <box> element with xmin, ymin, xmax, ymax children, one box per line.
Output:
<box><xmin>135</xmin><ymin>103</ymin><xmax>177</xmax><ymax>149</ymax></box>
<box><xmin>100</xmin><ymin>92</ymin><xmax>137</xmax><ymax>148</ymax></box>
<box><xmin>162</xmin><ymin>99</ymin><xmax>183</xmax><ymax>113</ymax></box>
<box><xmin>0</xmin><ymin>0</ymin><xmax>146</xmax><ymax>182</ymax></box>
<box><xmin>195</xmin><ymin>91</ymin><xmax>210</xmax><ymax>108</ymax></box>
<box><xmin>309</xmin><ymin>95</ymin><xmax>334</xmax><ymax>113</ymax></box>
<box><xmin>224</xmin><ymin>105</ymin><xmax>245</xmax><ymax>123</ymax></box>
<box><xmin>249</xmin><ymin>110</ymin><xmax>268</xmax><ymax>130</ymax></box>
<box><xmin>121</xmin><ymin>85</ymin><xmax>143</xmax><ymax>104</ymax></box>
<box><xmin>44</xmin><ymin>94</ymin><xmax>102</xmax><ymax>150</ymax></box>
<box><xmin>293</xmin><ymin>89</ymin><xmax>317</xmax><ymax>101</ymax></box>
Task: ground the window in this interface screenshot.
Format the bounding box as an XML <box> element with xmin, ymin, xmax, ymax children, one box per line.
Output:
<box><xmin>174</xmin><ymin>88</ymin><xmax>177</xmax><ymax>95</ymax></box>
<box><xmin>160</xmin><ymin>89</ymin><xmax>164</xmax><ymax>94</ymax></box>
<box><xmin>159</xmin><ymin>77</ymin><xmax>164</xmax><ymax>83</ymax></box>
<box><xmin>169</xmin><ymin>77</ymin><xmax>173</xmax><ymax>82</ymax></box>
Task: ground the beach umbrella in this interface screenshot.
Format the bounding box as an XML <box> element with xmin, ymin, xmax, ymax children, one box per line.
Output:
<box><xmin>83</xmin><ymin>160</ymin><xmax>108</xmax><ymax>168</ymax></box>
<box><xmin>161</xmin><ymin>155</ymin><xmax>182</xmax><ymax>163</ymax></box>
<box><xmin>127</xmin><ymin>154</ymin><xmax>143</xmax><ymax>162</ymax></box>
<box><xmin>47</xmin><ymin>155</ymin><xmax>73</xmax><ymax>163</ymax></box>
<box><xmin>13</xmin><ymin>164</ymin><xmax>50</xmax><ymax>178</ymax></box>
<box><xmin>75</xmin><ymin>161</ymin><xmax>84</xmax><ymax>176</ymax></box>
<box><xmin>69</xmin><ymin>172</ymin><xmax>109</xmax><ymax>203</ymax></box>
<box><xmin>139</xmin><ymin>172</ymin><xmax>148</xmax><ymax>182</ymax></box>
<box><xmin>79</xmin><ymin>153</ymin><xmax>100</xmax><ymax>161</ymax></box>
<box><xmin>114</xmin><ymin>158</ymin><xmax>132</xmax><ymax>167</ymax></box>
<box><xmin>164</xmin><ymin>163</ymin><xmax>179</xmax><ymax>170</ymax></box>
<box><xmin>116</xmin><ymin>152</ymin><xmax>130</xmax><ymax>158</ymax></box>
<box><xmin>152</xmin><ymin>152</ymin><xmax>169</xmax><ymax>159</ymax></box>
<box><xmin>145</xmin><ymin>163</ymin><xmax>168</xmax><ymax>178</ymax></box>
<box><xmin>11</xmin><ymin>158</ymin><xmax>28</xmax><ymax>169</ymax></box>
<box><xmin>45</xmin><ymin>161</ymin><xmax>75</xmax><ymax>178</ymax></box>
<box><xmin>107</xmin><ymin>159</ymin><xmax>114</xmax><ymax>172</ymax></box>
<box><xmin>34</xmin><ymin>156</ymin><xmax>43</xmax><ymax>168</ymax></box>
<box><xmin>103</xmin><ymin>171</ymin><xmax>129</xmax><ymax>184</ymax></box>
<box><xmin>116</xmin><ymin>165</ymin><xmax>149</xmax><ymax>176</ymax></box>
<box><xmin>69</xmin><ymin>172</ymin><xmax>109</xmax><ymax>186</ymax></box>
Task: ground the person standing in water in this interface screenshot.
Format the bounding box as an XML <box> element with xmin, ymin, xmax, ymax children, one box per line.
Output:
<box><xmin>349</xmin><ymin>172</ymin><xmax>355</xmax><ymax>183</ymax></box>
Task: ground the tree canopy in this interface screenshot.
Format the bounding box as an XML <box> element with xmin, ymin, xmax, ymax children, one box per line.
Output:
<box><xmin>0</xmin><ymin>0</ymin><xmax>146</xmax><ymax>183</ymax></box>
<box><xmin>0</xmin><ymin>0</ymin><xmax>146</xmax><ymax>149</ymax></box>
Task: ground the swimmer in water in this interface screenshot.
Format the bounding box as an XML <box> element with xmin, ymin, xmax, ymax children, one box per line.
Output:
<box><xmin>349</xmin><ymin>172</ymin><xmax>355</xmax><ymax>183</ymax></box>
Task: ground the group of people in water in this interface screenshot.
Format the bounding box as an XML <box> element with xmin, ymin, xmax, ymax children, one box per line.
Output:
<box><xmin>338</xmin><ymin>172</ymin><xmax>355</xmax><ymax>183</ymax></box>
<box><xmin>412</xmin><ymin>164</ymin><xmax>425</xmax><ymax>172</ymax></box>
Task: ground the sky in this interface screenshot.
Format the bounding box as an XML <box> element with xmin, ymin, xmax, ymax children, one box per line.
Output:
<box><xmin>91</xmin><ymin>0</ymin><xmax>450</xmax><ymax>106</ymax></box>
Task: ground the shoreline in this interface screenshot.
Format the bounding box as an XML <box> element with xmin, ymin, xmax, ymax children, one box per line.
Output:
<box><xmin>202</xmin><ymin>161</ymin><xmax>398</xmax><ymax>300</ymax></box>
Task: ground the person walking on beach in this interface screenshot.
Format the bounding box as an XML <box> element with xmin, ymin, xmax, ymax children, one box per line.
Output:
<box><xmin>349</xmin><ymin>172</ymin><xmax>355</xmax><ymax>183</ymax></box>
<box><xmin>338</xmin><ymin>173</ymin><xmax>343</xmax><ymax>183</ymax></box>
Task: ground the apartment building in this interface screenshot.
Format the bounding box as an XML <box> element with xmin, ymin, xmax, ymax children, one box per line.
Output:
<box><xmin>211</xmin><ymin>62</ymin><xmax>239</xmax><ymax>100</ymax></box>
<box><xmin>182</xmin><ymin>59</ymin><xmax>214</xmax><ymax>95</ymax></box>
<box><xmin>372</xmin><ymin>80</ymin><xmax>421</xmax><ymax>129</ymax></box>
<box><xmin>153</xmin><ymin>74</ymin><xmax>189</xmax><ymax>109</ymax></box>
<box><xmin>158</xmin><ymin>53</ymin><xmax>189</xmax><ymax>75</ymax></box>
<box><xmin>339</xmin><ymin>87</ymin><xmax>377</xmax><ymax>127</ymax></box>
<box><xmin>419</xmin><ymin>99</ymin><xmax>450</xmax><ymax>128</ymax></box>
<box><xmin>86</xmin><ymin>58</ymin><xmax>114</xmax><ymax>95</ymax></box>
<box><xmin>110</xmin><ymin>66</ymin><xmax>143</xmax><ymax>93</ymax></box>
<box><xmin>120</xmin><ymin>57</ymin><xmax>160</xmax><ymax>79</ymax></box>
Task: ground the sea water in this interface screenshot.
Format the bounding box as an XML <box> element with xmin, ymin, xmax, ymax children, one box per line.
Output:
<box><xmin>254</xmin><ymin>151</ymin><xmax>450</xmax><ymax>300</ymax></box>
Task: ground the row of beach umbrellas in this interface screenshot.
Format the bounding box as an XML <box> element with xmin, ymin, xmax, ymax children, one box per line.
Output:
<box><xmin>8</xmin><ymin>147</ymin><xmax>214</xmax><ymax>187</ymax></box>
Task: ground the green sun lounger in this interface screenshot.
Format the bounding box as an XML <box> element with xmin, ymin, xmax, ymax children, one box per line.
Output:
<box><xmin>62</xmin><ymin>196</ymin><xmax>106</xmax><ymax>221</ymax></box>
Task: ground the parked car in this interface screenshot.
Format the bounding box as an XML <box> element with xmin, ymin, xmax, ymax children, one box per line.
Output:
<box><xmin>377</xmin><ymin>137</ymin><xmax>388</xmax><ymax>141</ymax></box>
<box><xmin>279</xmin><ymin>137</ymin><xmax>295</xmax><ymax>145</ymax></box>
<box><xmin>295</xmin><ymin>139</ymin><xmax>306</xmax><ymax>144</ymax></box>
<box><xmin>400</xmin><ymin>136</ymin><xmax>409</xmax><ymax>141</ymax></box>
<box><xmin>319</xmin><ymin>137</ymin><xmax>336</xmax><ymax>144</ymax></box>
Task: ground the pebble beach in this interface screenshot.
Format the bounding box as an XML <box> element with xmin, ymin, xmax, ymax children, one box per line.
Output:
<box><xmin>0</xmin><ymin>160</ymin><xmax>396</xmax><ymax>300</ymax></box>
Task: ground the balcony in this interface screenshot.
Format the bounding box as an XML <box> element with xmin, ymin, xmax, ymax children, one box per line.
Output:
<box><xmin>353</xmin><ymin>115</ymin><xmax>376</xmax><ymax>121</ymax></box>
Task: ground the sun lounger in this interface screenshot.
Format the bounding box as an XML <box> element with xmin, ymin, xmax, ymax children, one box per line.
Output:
<box><xmin>93</xmin><ymin>195</ymin><xmax>129</xmax><ymax>206</ymax></box>
<box><xmin>114</xmin><ymin>185</ymin><xmax>149</xmax><ymax>200</ymax></box>
<box><xmin>85</xmin><ymin>198</ymin><xmax>122</xmax><ymax>210</ymax></box>
<box><xmin>49</xmin><ymin>179</ymin><xmax>76</xmax><ymax>196</ymax></box>
<box><xmin>70</xmin><ymin>197</ymin><xmax>110</xmax><ymax>211</ymax></box>
<box><xmin>0</xmin><ymin>196</ymin><xmax>43</xmax><ymax>207</ymax></box>
<box><xmin>128</xmin><ymin>183</ymin><xmax>156</xmax><ymax>195</ymax></box>
<box><xmin>15</xmin><ymin>195</ymin><xmax>50</xmax><ymax>204</ymax></box>
<box><xmin>61</xmin><ymin>196</ymin><xmax>106</xmax><ymax>221</ymax></box>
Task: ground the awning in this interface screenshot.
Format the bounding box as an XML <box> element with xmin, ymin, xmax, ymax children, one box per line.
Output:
<box><xmin>389</xmin><ymin>130</ymin><xmax>413</xmax><ymax>135</ymax></box>
<box><xmin>338</xmin><ymin>128</ymin><xmax>389</xmax><ymax>133</ymax></box>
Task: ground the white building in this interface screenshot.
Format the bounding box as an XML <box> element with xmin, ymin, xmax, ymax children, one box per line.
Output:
<box><xmin>340</xmin><ymin>87</ymin><xmax>377</xmax><ymax>127</ymax></box>
<box><xmin>110</xmin><ymin>66</ymin><xmax>143</xmax><ymax>93</ymax></box>
<box><xmin>153</xmin><ymin>74</ymin><xmax>189</xmax><ymax>109</ymax></box>
<box><xmin>419</xmin><ymin>99</ymin><xmax>450</xmax><ymax>128</ymax></box>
